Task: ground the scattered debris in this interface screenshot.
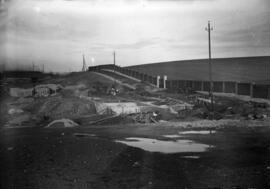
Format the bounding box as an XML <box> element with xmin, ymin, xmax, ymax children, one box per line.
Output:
<box><xmin>8</xmin><ymin>108</ymin><xmax>23</xmax><ymax>115</ymax></box>
<box><xmin>89</xmin><ymin>115</ymin><xmax>119</xmax><ymax>125</ymax></box>
<box><xmin>152</xmin><ymin>97</ymin><xmax>193</xmax><ymax>112</ymax></box>
<box><xmin>95</xmin><ymin>102</ymin><xmax>140</xmax><ymax>115</ymax></box>
<box><xmin>132</xmin><ymin>161</ymin><xmax>140</xmax><ymax>167</ymax></box>
<box><xmin>129</xmin><ymin>111</ymin><xmax>160</xmax><ymax>124</ymax></box>
<box><xmin>108</xmin><ymin>86</ymin><xmax>119</xmax><ymax>96</ymax></box>
<box><xmin>196</xmin><ymin>97</ymin><xmax>216</xmax><ymax>105</ymax></box>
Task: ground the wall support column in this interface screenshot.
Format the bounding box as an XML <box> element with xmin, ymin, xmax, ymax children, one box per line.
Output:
<box><xmin>157</xmin><ymin>76</ymin><xmax>160</xmax><ymax>88</ymax></box>
<box><xmin>164</xmin><ymin>75</ymin><xmax>167</xmax><ymax>89</ymax></box>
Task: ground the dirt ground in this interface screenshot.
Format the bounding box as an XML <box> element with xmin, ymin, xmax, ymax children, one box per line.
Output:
<box><xmin>1</xmin><ymin>124</ymin><xmax>270</xmax><ymax>189</ymax></box>
<box><xmin>1</xmin><ymin>72</ymin><xmax>270</xmax><ymax>189</ymax></box>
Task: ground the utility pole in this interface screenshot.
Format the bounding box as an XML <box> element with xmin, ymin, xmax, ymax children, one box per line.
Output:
<box><xmin>113</xmin><ymin>51</ymin><xmax>116</xmax><ymax>73</ymax></box>
<box><xmin>113</xmin><ymin>51</ymin><xmax>116</xmax><ymax>87</ymax></box>
<box><xmin>205</xmin><ymin>21</ymin><xmax>214</xmax><ymax>119</ymax></box>
<box><xmin>82</xmin><ymin>54</ymin><xmax>86</xmax><ymax>72</ymax></box>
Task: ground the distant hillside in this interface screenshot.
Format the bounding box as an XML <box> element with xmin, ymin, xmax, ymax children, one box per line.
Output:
<box><xmin>127</xmin><ymin>56</ymin><xmax>270</xmax><ymax>84</ymax></box>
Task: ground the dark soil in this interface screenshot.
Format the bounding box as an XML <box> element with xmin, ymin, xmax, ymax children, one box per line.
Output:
<box><xmin>1</xmin><ymin>125</ymin><xmax>270</xmax><ymax>189</ymax></box>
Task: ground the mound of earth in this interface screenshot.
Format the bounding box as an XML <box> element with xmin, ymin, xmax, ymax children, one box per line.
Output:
<box><xmin>38</xmin><ymin>97</ymin><xmax>96</xmax><ymax>120</ymax></box>
<box><xmin>42</xmin><ymin>72</ymin><xmax>114</xmax><ymax>88</ymax></box>
<box><xmin>45</xmin><ymin>118</ymin><xmax>79</xmax><ymax>128</ymax></box>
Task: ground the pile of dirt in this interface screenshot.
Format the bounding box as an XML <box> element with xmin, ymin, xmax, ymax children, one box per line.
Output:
<box><xmin>6</xmin><ymin>97</ymin><xmax>35</xmax><ymax>110</ymax></box>
<box><xmin>2</xmin><ymin>97</ymin><xmax>36</xmax><ymax>127</ymax></box>
<box><xmin>37</xmin><ymin>97</ymin><xmax>96</xmax><ymax>121</ymax></box>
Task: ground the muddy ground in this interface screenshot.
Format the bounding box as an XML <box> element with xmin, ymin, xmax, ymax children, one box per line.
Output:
<box><xmin>1</xmin><ymin>125</ymin><xmax>270</xmax><ymax>189</ymax></box>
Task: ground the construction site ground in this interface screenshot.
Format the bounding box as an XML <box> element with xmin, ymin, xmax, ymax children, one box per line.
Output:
<box><xmin>1</xmin><ymin>71</ymin><xmax>270</xmax><ymax>188</ymax></box>
<box><xmin>1</xmin><ymin>125</ymin><xmax>270</xmax><ymax>189</ymax></box>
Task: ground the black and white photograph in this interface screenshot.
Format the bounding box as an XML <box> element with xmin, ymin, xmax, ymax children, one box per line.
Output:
<box><xmin>1</xmin><ymin>0</ymin><xmax>270</xmax><ymax>188</ymax></box>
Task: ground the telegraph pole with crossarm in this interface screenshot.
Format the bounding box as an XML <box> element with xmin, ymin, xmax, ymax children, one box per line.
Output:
<box><xmin>205</xmin><ymin>21</ymin><xmax>214</xmax><ymax>119</ymax></box>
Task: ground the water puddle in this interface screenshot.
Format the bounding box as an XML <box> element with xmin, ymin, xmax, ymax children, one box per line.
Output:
<box><xmin>74</xmin><ymin>133</ymin><xmax>97</xmax><ymax>138</ymax></box>
<box><xmin>163</xmin><ymin>130</ymin><xmax>216</xmax><ymax>138</ymax></box>
<box><xmin>182</xmin><ymin>156</ymin><xmax>200</xmax><ymax>159</ymax></box>
<box><xmin>163</xmin><ymin>134</ymin><xmax>182</xmax><ymax>138</ymax></box>
<box><xmin>178</xmin><ymin>130</ymin><xmax>216</xmax><ymax>135</ymax></box>
<box><xmin>115</xmin><ymin>137</ymin><xmax>210</xmax><ymax>154</ymax></box>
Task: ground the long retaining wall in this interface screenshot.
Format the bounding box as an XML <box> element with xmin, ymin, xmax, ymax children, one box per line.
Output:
<box><xmin>88</xmin><ymin>64</ymin><xmax>270</xmax><ymax>100</ymax></box>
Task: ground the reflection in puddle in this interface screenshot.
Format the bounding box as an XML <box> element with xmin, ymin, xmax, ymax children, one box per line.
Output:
<box><xmin>74</xmin><ymin>133</ymin><xmax>96</xmax><ymax>138</ymax></box>
<box><xmin>115</xmin><ymin>137</ymin><xmax>210</xmax><ymax>153</ymax></box>
<box><xmin>182</xmin><ymin>156</ymin><xmax>200</xmax><ymax>159</ymax></box>
<box><xmin>163</xmin><ymin>134</ymin><xmax>182</xmax><ymax>138</ymax></box>
<box><xmin>178</xmin><ymin>130</ymin><xmax>216</xmax><ymax>135</ymax></box>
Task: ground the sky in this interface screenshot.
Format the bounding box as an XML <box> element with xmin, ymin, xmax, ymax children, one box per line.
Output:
<box><xmin>0</xmin><ymin>0</ymin><xmax>270</xmax><ymax>72</ymax></box>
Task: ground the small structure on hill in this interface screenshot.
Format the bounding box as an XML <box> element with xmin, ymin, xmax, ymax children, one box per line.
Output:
<box><xmin>33</xmin><ymin>84</ymin><xmax>62</xmax><ymax>97</ymax></box>
<box><xmin>9</xmin><ymin>88</ymin><xmax>33</xmax><ymax>97</ymax></box>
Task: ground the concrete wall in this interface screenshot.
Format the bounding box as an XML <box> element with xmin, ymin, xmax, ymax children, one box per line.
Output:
<box><xmin>166</xmin><ymin>80</ymin><xmax>171</xmax><ymax>89</ymax></box>
<box><xmin>88</xmin><ymin>65</ymin><xmax>270</xmax><ymax>100</ymax></box>
<box><xmin>253</xmin><ymin>84</ymin><xmax>270</xmax><ymax>99</ymax></box>
<box><xmin>170</xmin><ymin>80</ymin><xmax>178</xmax><ymax>91</ymax></box>
<box><xmin>193</xmin><ymin>81</ymin><xmax>202</xmax><ymax>91</ymax></box>
<box><xmin>143</xmin><ymin>74</ymin><xmax>148</xmax><ymax>82</ymax></box>
<box><xmin>178</xmin><ymin>80</ymin><xmax>185</xmax><ymax>88</ymax></box>
<box><xmin>237</xmin><ymin>83</ymin><xmax>251</xmax><ymax>96</ymax></box>
<box><xmin>203</xmin><ymin>81</ymin><xmax>210</xmax><ymax>92</ymax></box>
<box><xmin>159</xmin><ymin>78</ymin><xmax>164</xmax><ymax>88</ymax></box>
<box><xmin>152</xmin><ymin>77</ymin><xmax>157</xmax><ymax>85</ymax></box>
<box><xmin>213</xmin><ymin>81</ymin><xmax>223</xmax><ymax>92</ymax></box>
<box><xmin>186</xmin><ymin>80</ymin><xmax>193</xmax><ymax>88</ymax></box>
<box><xmin>224</xmin><ymin>82</ymin><xmax>236</xmax><ymax>93</ymax></box>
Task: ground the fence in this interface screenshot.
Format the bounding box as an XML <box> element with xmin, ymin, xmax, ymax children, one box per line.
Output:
<box><xmin>88</xmin><ymin>64</ymin><xmax>270</xmax><ymax>100</ymax></box>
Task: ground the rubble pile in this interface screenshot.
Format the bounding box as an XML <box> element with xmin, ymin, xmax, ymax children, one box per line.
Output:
<box><xmin>191</xmin><ymin>95</ymin><xmax>270</xmax><ymax>120</ymax></box>
<box><xmin>152</xmin><ymin>97</ymin><xmax>193</xmax><ymax>113</ymax></box>
<box><xmin>129</xmin><ymin>111</ymin><xmax>161</xmax><ymax>123</ymax></box>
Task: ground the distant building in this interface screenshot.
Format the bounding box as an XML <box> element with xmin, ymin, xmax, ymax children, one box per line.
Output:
<box><xmin>33</xmin><ymin>84</ymin><xmax>62</xmax><ymax>97</ymax></box>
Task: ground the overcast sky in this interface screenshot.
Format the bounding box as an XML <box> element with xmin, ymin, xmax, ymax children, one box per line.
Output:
<box><xmin>0</xmin><ymin>0</ymin><xmax>270</xmax><ymax>72</ymax></box>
